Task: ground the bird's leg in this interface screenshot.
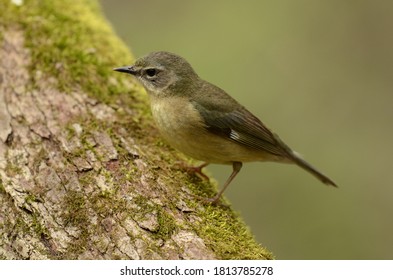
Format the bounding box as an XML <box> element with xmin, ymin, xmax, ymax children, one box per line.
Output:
<box><xmin>177</xmin><ymin>162</ymin><xmax>210</xmax><ymax>180</ymax></box>
<box><xmin>203</xmin><ymin>161</ymin><xmax>243</xmax><ymax>205</ymax></box>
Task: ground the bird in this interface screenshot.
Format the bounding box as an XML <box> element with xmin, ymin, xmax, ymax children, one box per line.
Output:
<box><xmin>114</xmin><ymin>51</ymin><xmax>337</xmax><ymax>204</ymax></box>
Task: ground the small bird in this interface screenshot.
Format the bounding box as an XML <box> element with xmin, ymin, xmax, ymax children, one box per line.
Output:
<box><xmin>114</xmin><ymin>51</ymin><xmax>337</xmax><ymax>204</ymax></box>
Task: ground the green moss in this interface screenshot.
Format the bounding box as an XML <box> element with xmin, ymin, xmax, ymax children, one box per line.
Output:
<box><xmin>5</xmin><ymin>161</ymin><xmax>22</xmax><ymax>177</ymax></box>
<box><xmin>78</xmin><ymin>172</ymin><xmax>94</xmax><ymax>188</ymax></box>
<box><xmin>1</xmin><ymin>0</ymin><xmax>136</xmax><ymax>103</ymax></box>
<box><xmin>60</xmin><ymin>190</ymin><xmax>90</xmax><ymax>257</ymax></box>
<box><xmin>131</xmin><ymin>195</ymin><xmax>177</xmax><ymax>240</ymax></box>
<box><xmin>194</xmin><ymin>206</ymin><xmax>273</xmax><ymax>259</ymax></box>
<box><xmin>31</xmin><ymin>212</ymin><xmax>49</xmax><ymax>237</ymax></box>
<box><xmin>156</xmin><ymin>209</ymin><xmax>177</xmax><ymax>240</ymax></box>
<box><xmin>0</xmin><ymin>178</ymin><xmax>5</xmax><ymax>194</ymax></box>
<box><xmin>13</xmin><ymin>216</ymin><xmax>32</xmax><ymax>236</ymax></box>
<box><xmin>62</xmin><ymin>190</ymin><xmax>89</xmax><ymax>226</ymax></box>
<box><xmin>24</xmin><ymin>193</ymin><xmax>40</xmax><ymax>205</ymax></box>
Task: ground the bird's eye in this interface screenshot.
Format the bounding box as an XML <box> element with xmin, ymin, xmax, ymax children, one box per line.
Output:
<box><xmin>145</xmin><ymin>68</ymin><xmax>157</xmax><ymax>78</ymax></box>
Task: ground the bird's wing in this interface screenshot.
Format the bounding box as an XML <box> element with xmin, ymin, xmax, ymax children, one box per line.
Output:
<box><xmin>191</xmin><ymin>100</ymin><xmax>290</xmax><ymax>157</ymax></box>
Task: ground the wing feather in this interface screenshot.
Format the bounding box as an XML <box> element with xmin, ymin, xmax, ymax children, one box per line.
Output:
<box><xmin>191</xmin><ymin>100</ymin><xmax>289</xmax><ymax>157</ymax></box>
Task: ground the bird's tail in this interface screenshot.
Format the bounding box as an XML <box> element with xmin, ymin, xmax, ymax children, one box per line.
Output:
<box><xmin>272</xmin><ymin>133</ymin><xmax>337</xmax><ymax>187</ymax></box>
<box><xmin>290</xmin><ymin>152</ymin><xmax>337</xmax><ymax>187</ymax></box>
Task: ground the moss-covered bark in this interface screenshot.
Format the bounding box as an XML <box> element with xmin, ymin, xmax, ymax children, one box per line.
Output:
<box><xmin>0</xmin><ymin>0</ymin><xmax>272</xmax><ymax>260</ymax></box>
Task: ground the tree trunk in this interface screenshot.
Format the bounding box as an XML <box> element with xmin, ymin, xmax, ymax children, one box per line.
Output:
<box><xmin>0</xmin><ymin>0</ymin><xmax>272</xmax><ymax>260</ymax></box>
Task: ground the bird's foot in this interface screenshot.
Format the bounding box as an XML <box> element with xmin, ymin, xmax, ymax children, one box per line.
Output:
<box><xmin>176</xmin><ymin>162</ymin><xmax>210</xmax><ymax>181</ymax></box>
<box><xmin>189</xmin><ymin>192</ymin><xmax>230</xmax><ymax>207</ymax></box>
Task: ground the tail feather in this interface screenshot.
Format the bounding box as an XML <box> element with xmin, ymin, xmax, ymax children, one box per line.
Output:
<box><xmin>272</xmin><ymin>133</ymin><xmax>337</xmax><ymax>187</ymax></box>
<box><xmin>291</xmin><ymin>152</ymin><xmax>337</xmax><ymax>187</ymax></box>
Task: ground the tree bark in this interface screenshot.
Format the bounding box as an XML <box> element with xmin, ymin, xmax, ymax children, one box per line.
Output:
<box><xmin>0</xmin><ymin>0</ymin><xmax>272</xmax><ymax>260</ymax></box>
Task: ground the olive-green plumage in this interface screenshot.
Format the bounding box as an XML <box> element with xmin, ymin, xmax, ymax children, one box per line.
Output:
<box><xmin>115</xmin><ymin>51</ymin><xmax>337</xmax><ymax>204</ymax></box>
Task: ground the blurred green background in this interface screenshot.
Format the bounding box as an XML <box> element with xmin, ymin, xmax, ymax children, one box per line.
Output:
<box><xmin>100</xmin><ymin>0</ymin><xmax>393</xmax><ymax>259</ymax></box>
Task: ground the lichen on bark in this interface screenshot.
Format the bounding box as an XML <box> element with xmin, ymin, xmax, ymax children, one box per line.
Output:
<box><xmin>0</xmin><ymin>0</ymin><xmax>273</xmax><ymax>260</ymax></box>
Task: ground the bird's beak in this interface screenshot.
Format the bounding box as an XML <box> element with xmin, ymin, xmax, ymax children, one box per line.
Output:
<box><xmin>113</xmin><ymin>65</ymin><xmax>138</xmax><ymax>75</ymax></box>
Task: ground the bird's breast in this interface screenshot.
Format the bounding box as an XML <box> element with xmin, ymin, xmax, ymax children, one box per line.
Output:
<box><xmin>150</xmin><ymin>96</ymin><xmax>208</xmax><ymax>156</ymax></box>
